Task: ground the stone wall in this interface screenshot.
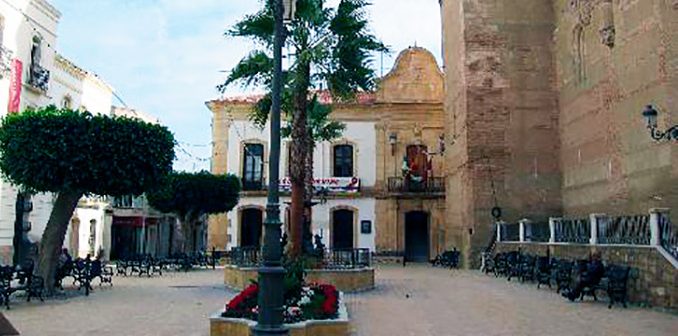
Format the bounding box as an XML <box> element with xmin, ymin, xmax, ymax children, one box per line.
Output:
<box><xmin>554</xmin><ymin>0</ymin><xmax>678</xmax><ymax>222</ymax></box>
<box><xmin>496</xmin><ymin>242</ymin><xmax>678</xmax><ymax>310</ymax></box>
<box><xmin>441</xmin><ymin>0</ymin><xmax>563</xmax><ymax>268</ymax></box>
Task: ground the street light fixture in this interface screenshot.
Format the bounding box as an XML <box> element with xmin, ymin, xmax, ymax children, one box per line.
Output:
<box><xmin>388</xmin><ymin>132</ymin><xmax>397</xmax><ymax>155</ymax></box>
<box><xmin>642</xmin><ymin>105</ymin><xmax>678</xmax><ymax>141</ymax></box>
<box><xmin>252</xmin><ymin>0</ymin><xmax>291</xmax><ymax>335</ymax></box>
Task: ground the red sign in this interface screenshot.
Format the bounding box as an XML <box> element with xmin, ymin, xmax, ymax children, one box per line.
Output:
<box><xmin>7</xmin><ymin>59</ymin><xmax>22</xmax><ymax>113</ymax></box>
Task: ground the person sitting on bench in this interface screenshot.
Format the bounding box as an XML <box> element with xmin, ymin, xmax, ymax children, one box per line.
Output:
<box><xmin>562</xmin><ymin>251</ymin><xmax>605</xmax><ymax>301</ymax></box>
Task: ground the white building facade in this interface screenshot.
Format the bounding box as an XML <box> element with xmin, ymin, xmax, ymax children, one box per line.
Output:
<box><xmin>209</xmin><ymin>100</ymin><xmax>378</xmax><ymax>252</ymax></box>
<box><xmin>0</xmin><ymin>0</ymin><xmax>61</xmax><ymax>263</ymax></box>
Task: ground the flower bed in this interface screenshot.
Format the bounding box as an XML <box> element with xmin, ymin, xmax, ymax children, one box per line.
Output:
<box><xmin>222</xmin><ymin>283</ymin><xmax>340</xmax><ymax>323</ymax></box>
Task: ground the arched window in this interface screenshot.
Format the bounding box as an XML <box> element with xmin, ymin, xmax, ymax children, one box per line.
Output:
<box><xmin>30</xmin><ymin>35</ymin><xmax>42</xmax><ymax>71</ymax></box>
<box><xmin>242</xmin><ymin>143</ymin><xmax>264</xmax><ymax>190</ymax></box>
<box><xmin>61</xmin><ymin>95</ymin><xmax>72</xmax><ymax>109</ymax></box>
<box><xmin>333</xmin><ymin>145</ymin><xmax>353</xmax><ymax>177</ymax></box>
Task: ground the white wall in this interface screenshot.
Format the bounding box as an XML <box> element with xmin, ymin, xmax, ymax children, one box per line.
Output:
<box><xmin>0</xmin><ymin>0</ymin><xmax>61</xmax><ymax>252</ymax></box>
<box><xmin>80</xmin><ymin>74</ymin><xmax>113</xmax><ymax>115</ymax></box>
<box><xmin>227</xmin><ymin>120</ymin><xmax>377</xmax><ymax>186</ymax></box>
<box><xmin>227</xmin><ymin>196</ymin><xmax>376</xmax><ymax>251</ymax></box>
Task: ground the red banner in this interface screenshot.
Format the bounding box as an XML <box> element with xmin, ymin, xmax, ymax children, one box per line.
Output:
<box><xmin>7</xmin><ymin>59</ymin><xmax>22</xmax><ymax>113</ymax></box>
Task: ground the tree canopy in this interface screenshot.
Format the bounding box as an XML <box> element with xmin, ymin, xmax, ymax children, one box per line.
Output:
<box><xmin>0</xmin><ymin>106</ymin><xmax>175</xmax><ymax>196</ymax></box>
<box><xmin>147</xmin><ymin>171</ymin><xmax>241</xmax><ymax>221</ymax></box>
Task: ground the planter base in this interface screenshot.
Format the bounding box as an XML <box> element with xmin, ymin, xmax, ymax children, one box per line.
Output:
<box><xmin>210</xmin><ymin>294</ymin><xmax>350</xmax><ymax>336</ymax></box>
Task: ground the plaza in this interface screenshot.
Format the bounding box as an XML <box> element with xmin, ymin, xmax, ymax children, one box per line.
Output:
<box><xmin>3</xmin><ymin>266</ymin><xmax>677</xmax><ymax>336</ymax></box>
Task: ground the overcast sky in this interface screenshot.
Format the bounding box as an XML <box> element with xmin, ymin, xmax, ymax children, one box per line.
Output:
<box><xmin>51</xmin><ymin>0</ymin><xmax>442</xmax><ymax>172</ymax></box>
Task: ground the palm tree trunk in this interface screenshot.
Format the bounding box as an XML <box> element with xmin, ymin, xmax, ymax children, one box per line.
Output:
<box><xmin>288</xmin><ymin>58</ymin><xmax>311</xmax><ymax>258</ymax></box>
<box><xmin>38</xmin><ymin>191</ymin><xmax>82</xmax><ymax>295</ymax></box>
<box><xmin>302</xmin><ymin>137</ymin><xmax>315</xmax><ymax>255</ymax></box>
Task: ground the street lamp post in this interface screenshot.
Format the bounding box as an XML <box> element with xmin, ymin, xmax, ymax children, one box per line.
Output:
<box><xmin>642</xmin><ymin>105</ymin><xmax>678</xmax><ymax>142</ymax></box>
<box><xmin>252</xmin><ymin>0</ymin><xmax>292</xmax><ymax>335</ymax></box>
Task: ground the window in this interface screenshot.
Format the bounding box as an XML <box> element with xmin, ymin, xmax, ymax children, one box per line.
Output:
<box><xmin>61</xmin><ymin>95</ymin><xmax>72</xmax><ymax>109</ymax></box>
<box><xmin>242</xmin><ymin>143</ymin><xmax>264</xmax><ymax>190</ymax></box>
<box><xmin>113</xmin><ymin>195</ymin><xmax>134</xmax><ymax>208</ymax></box>
<box><xmin>30</xmin><ymin>36</ymin><xmax>41</xmax><ymax>74</ymax></box>
<box><xmin>88</xmin><ymin>219</ymin><xmax>97</xmax><ymax>256</ymax></box>
<box><xmin>333</xmin><ymin>145</ymin><xmax>353</xmax><ymax>177</ymax></box>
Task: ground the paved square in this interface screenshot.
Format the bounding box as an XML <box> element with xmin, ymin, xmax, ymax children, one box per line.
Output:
<box><xmin>3</xmin><ymin>266</ymin><xmax>677</xmax><ymax>335</ymax></box>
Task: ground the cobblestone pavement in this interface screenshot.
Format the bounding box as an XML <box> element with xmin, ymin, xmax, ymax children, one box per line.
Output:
<box><xmin>345</xmin><ymin>264</ymin><xmax>678</xmax><ymax>336</ymax></box>
<box><xmin>3</xmin><ymin>265</ymin><xmax>677</xmax><ymax>336</ymax></box>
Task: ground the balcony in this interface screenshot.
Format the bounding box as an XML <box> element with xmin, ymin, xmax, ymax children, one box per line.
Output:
<box><xmin>241</xmin><ymin>179</ymin><xmax>266</xmax><ymax>192</ymax></box>
<box><xmin>28</xmin><ymin>64</ymin><xmax>50</xmax><ymax>92</ymax></box>
<box><xmin>387</xmin><ymin>177</ymin><xmax>445</xmax><ymax>194</ymax></box>
<box><xmin>0</xmin><ymin>46</ymin><xmax>12</xmax><ymax>79</ymax></box>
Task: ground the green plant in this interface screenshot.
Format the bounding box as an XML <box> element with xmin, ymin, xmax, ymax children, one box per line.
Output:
<box><xmin>147</xmin><ymin>171</ymin><xmax>241</xmax><ymax>253</ymax></box>
<box><xmin>0</xmin><ymin>106</ymin><xmax>175</xmax><ymax>293</ymax></box>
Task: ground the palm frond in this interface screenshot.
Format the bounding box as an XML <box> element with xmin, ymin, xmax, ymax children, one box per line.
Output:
<box><xmin>227</xmin><ymin>5</ymin><xmax>275</xmax><ymax>46</ymax></box>
<box><xmin>217</xmin><ymin>51</ymin><xmax>273</xmax><ymax>92</ymax></box>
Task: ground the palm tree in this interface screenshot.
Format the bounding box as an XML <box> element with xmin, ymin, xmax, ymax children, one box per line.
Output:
<box><xmin>219</xmin><ymin>0</ymin><xmax>386</xmax><ymax>258</ymax></box>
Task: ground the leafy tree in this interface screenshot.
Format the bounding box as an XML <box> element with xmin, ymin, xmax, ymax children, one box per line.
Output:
<box><xmin>0</xmin><ymin>106</ymin><xmax>175</xmax><ymax>293</ymax></box>
<box><xmin>147</xmin><ymin>171</ymin><xmax>241</xmax><ymax>253</ymax></box>
<box><xmin>220</xmin><ymin>0</ymin><xmax>385</xmax><ymax>257</ymax></box>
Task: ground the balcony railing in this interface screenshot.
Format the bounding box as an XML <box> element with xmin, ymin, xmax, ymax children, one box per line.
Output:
<box><xmin>28</xmin><ymin>64</ymin><xmax>50</xmax><ymax>92</ymax></box>
<box><xmin>0</xmin><ymin>46</ymin><xmax>13</xmax><ymax>79</ymax></box>
<box><xmin>387</xmin><ymin>177</ymin><xmax>445</xmax><ymax>193</ymax></box>
<box><xmin>241</xmin><ymin>179</ymin><xmax>266</xmax><ymax>191</ymax></box>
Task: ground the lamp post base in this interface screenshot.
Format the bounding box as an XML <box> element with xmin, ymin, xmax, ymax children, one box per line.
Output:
<box><xmin>252</xmin><ymin>265</ymin><xmax>288</xmax><ymax>336</ymax></box>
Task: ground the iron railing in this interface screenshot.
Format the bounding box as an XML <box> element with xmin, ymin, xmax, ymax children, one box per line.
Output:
<box><xmin>659</xmin><ymin>215</ymin><xmax>678</xmax><ymax>261</ymax></box>
<box><xmin>0</xmin><ymin>46</ymin><xmax>12</xmax><ymax>79</ymax></box>
<box><xmin>241</xmin><ymin>179</ymin><xmax>266</xmax><ymax>191</ymax></box>
<box><xmin>230</xmin><ymin>246</ymin><xmax>261</xmax><ymax>267</ymax></box>
<box><xmin>28</xmin><ymin>64</ymin><xmax>50</xmax><ymax>92</ymax></box>
<box><xmin>500</xmin><ymin>223</ymin><xmax>520</xmax><ymax>242</ymax></box>
<box><xmin>322</xmin><ymin>248</ymin><xmax>371</xmax><ymax>269</ymax></box>
<box><xmin>525</xmin><ymin>221</ymin><xmax>550</xmax><ymax>242</ymax></box>
<box><xmin>554</xmin><ymin>218</ymin><xmax>590</xmax><ymax>244</ymax></box>
<box><xmin>229</xmin><ymin>246</ymin><xmax>371</xmax><ymax>269</ymax></box>
<box><xmin>387</xmin><ymin>177</ymin><xmax>445</xmax><ymax>193</ymax></box>
<box><xmin>598</xmin><ymin>215</ymin><xmax>651</xmax><ymax>245</ymax></box>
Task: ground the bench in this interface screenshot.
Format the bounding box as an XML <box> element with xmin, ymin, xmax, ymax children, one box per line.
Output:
<box><xmin>0</xmin><ymin>264</ymin><xmax>44</xmax><ymax>309</ymax></box>
<box><xmin>430</xmin><ymin>250</ymin><xmax>460</xmax><ymax>268</ymax></box>
<box><xmin>580</xmin><ymin>264</ymin><xmax>630</xmax><ymax>308</ymax></box>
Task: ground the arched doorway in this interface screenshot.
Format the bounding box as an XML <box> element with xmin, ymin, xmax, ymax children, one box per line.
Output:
<box><xmin>405</xmin><ymin>211</ymin><xmax>429</xmax><ymax>262</ymax></box>
<box><xmin>240</xmin><ymin>208</ymin><xmax>263</xmax><ymax>248</ymax></box>
<box><xmin>332</xmin><ymin>209</ymin><xmax>354</xmax><ymax>249</ymax></box>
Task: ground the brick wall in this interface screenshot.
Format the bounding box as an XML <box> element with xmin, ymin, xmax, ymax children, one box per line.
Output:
<box><xmin>496</xmin><ymin>242</ymin><xmax>678</xmax><ymax>310</ymax></box>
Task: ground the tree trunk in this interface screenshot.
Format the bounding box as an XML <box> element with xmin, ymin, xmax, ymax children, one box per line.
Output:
<box><xmin>302</xmin><ymin>137</ymin><xmax>315</xmax><ymax>255</ymax></box>
<box><xmin>180</xmin><ymin>216</ymin><xmax>196</xmax><ymax>254</ymax></box>
<box><xmin>38</xmin><ymin>191</ymin><xmax>82</xmax><ymax>295</ymax></box>
<box><xmin>288</xmin><ymin>58</ymin><xmax>311</xmax><ymax>258</ymax></box>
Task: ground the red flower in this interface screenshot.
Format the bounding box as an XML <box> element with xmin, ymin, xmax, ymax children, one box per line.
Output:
<box><xmin>226</xmin><ymin>283</ymin><xmax>259</xmax><ymax>311</ymax></box>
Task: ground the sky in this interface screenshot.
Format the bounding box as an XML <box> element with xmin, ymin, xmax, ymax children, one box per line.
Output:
<box><xmin>51</xmin><ymin>0</ymin><xmax>442</xmax><ymax>172</ymax></box>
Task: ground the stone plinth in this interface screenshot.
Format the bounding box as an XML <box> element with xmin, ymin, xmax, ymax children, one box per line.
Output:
<box><xmin>224</xmin><ymin>265</ymin><xmax>374</xmax><ymax>293</ymax></box>
<box><xmin>210</xmin><ymin>294</ymin><xmax>350</xmax><ymax>336</ymax></box>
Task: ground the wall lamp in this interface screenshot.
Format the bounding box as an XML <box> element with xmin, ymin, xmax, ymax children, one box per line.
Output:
<box><xmin>388</xmin><ymin>132</ymin><xmax>397</xmax><ymax>156</ymax></box>
<box><xmin>642</xmin><ymin>105</ymin><xmax>678</xmax><ymax>142</ymax></box>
